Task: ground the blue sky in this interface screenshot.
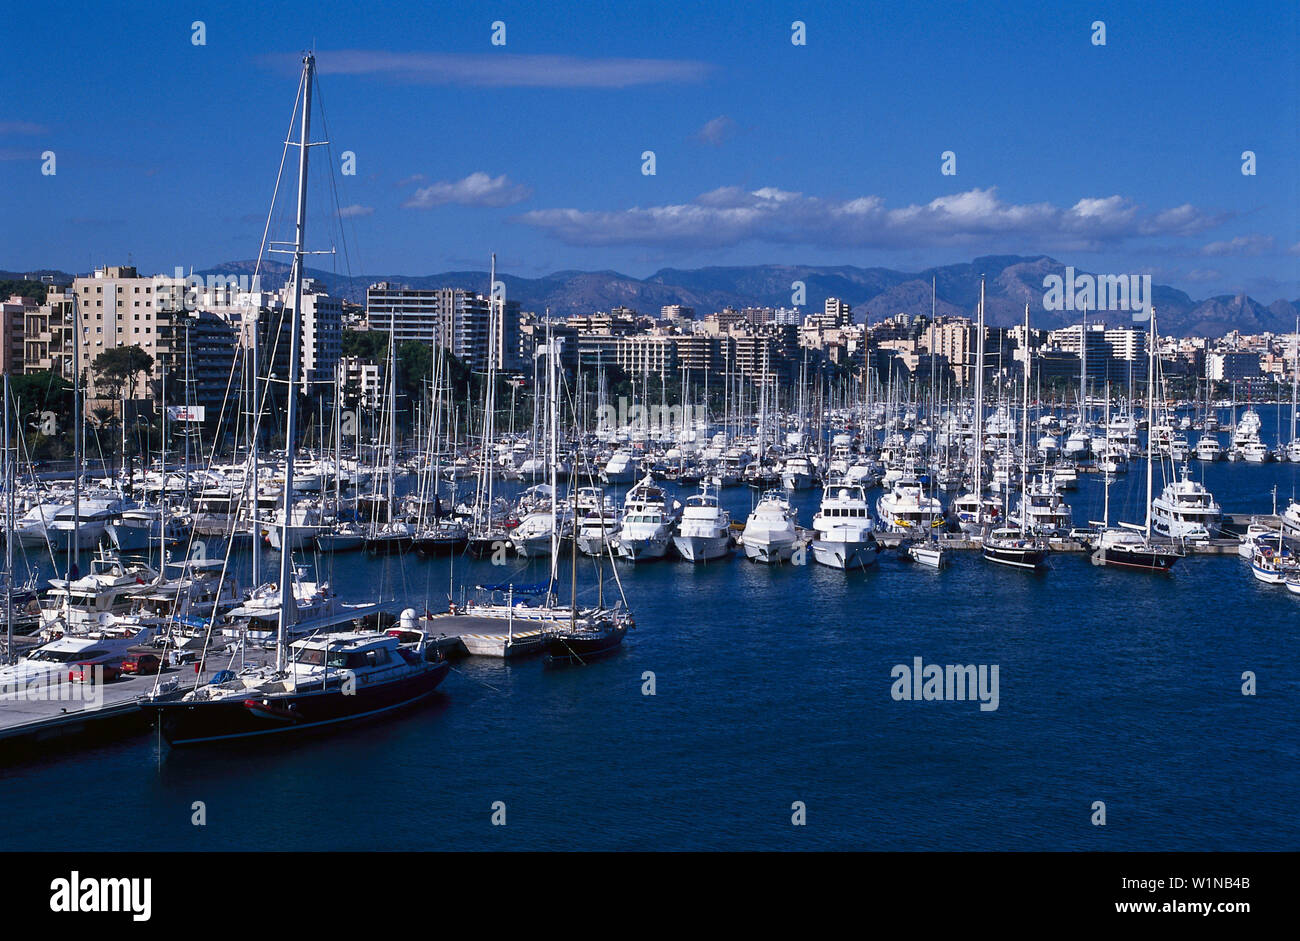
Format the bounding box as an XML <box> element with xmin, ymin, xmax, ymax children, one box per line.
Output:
<box><xmin>3</xmin><ymin>0</ymin><xmax>1297</xmax><ymax>300</ymax></box>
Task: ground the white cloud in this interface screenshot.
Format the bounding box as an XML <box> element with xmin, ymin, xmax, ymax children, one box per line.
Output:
<box><xmin>338</xmin><ymin>204</ymin><xmax>374</xmax><ymax>218</ymax></box>
<box><xmin>402</xmin><ymin>172</ymin><xmax>532</xmax><ymax>209</ymax></box>
<box><xmin>517</xmin><ymin>185</ymin><xmax>1228</xmax><ymax>251</ymax></box>
<box><xmin>695</xmin><ymin>115</ymin><xmax>736</xmax><ymax>147</ymax></box>
<box><xmin>1200</xmin><ymin>234</ymin><xmax>1276</xmax><ymax>256</ymax></box>
<box><xmin>262</xmin><ymin>51</ymin><xmax>710</xmax><ymax>88</ymax></box>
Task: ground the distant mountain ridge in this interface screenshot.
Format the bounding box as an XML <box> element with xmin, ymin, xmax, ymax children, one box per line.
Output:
<box><xmin>7</xmin><ymin>257</ymin><xmax>1298</xmax><ymax>338</ymax></box>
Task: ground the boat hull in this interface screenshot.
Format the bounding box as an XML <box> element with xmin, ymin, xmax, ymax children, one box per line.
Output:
<box><xmin>614</xmin><ymin>535</ymin><xmax>670</xmax><ymax>561</ymax></box>
<box><xmin>811</xmin><ymin>539</ymin><xmax>878</xmax><ymax>570</ymax></box>
<box><xmin>1091</xmin><ymin>546</ymin><xmax>1179</xmax><ymax>572</ymax></box>
<box><xmin>743</xmin><ymin>537</ymin><xmax>796</xmax><ymax>564</ymax></box>
<box><xmin>543</xmin><ymin>625</ymin><xmax>627</xmax><ymax>665</ymax></box>
<box><xmin>672</xmin><ymin>533</ymin><xmax>731</xmax><ymax>562</ymax></box>
<box><xmin>139</xmin><ymin>661</ymin><xmax>450</xmax><ymax>746</ymax></box>
<box><xmin>981</xmin><ymin>544</ymin><xmax>1049</xmax><ymax>570</ymax></box>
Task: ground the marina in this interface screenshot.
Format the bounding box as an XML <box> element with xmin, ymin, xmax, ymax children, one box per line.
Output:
<box><xmin>2</xmin><ymin>4</ymin><xmax>1297</xmax><ymax>870</ymax></box>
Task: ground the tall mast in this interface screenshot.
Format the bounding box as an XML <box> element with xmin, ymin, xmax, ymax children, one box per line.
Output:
<box><xmin>250</xmin><ymin>314</ymin><xmax>260</xmax><ymax>587</ymax></box>
<box><xmin>72</xmin><ymin>291</ymin><xmax>81</xmax><ymax>574</ymax></box>
<box><xmin>276</xmin><ymin>52</ymin><xmax>313</xmax><ymax>672</ymax></box>
<box><xmin>546</xmin><ymin>317</ymin><xmax>560</xmax><ymax>598</ymax></box>
<box><xmin>1145</xmin><ymin>307</ymin><xmax>1157</xmax><ymax>541</ymax></box>
<box><xmin>1291</xmin><ymin>316</ymin><xmax>1298</xmax><ymax>445</ymax></box>
<box><xmin>478</xmin><ymin>254</ymin><xmax>498</xmax><ymax>531</ymax></box>
<box><xmin>4</xmin><ymin>369</ymin><xmax>12</xmax><ymax>663</ymax></box>
<box><xmin>387</xmin><ymin>303</ymin><xmax>396</xmax><ymax>521</ymax></box>
<box><xmin>1020</xmin><ymin>303</ymin><xmax>1030</xmax><ymax>531</ymax></box>
<box><xmin>972</xmin><ymin>277</ymin><xmax>985</xmax><ymax>518</ymax></box>
<box><xmin>1079</xmin><ymin>299</ymin><xmax>1088</xmax><ymax>425</ymax></box>
<box><xmin>1102</xmin><ymin>382</ymin><xmax>1111</xmax><ymax>529</ymax></box>
<box><xmin>159</xmin><ymin>359</ymin><xmax>167</xmax><ymax>569</ymax></box>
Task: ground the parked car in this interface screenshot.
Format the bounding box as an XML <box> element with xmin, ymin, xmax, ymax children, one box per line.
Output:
<box><xmin>119</xmin><ymin>653</ymin><xmax>161</xmax><ymax>676</ymax></box>
<box><xmin>69</xmin><ymin>662</ymin><xmax>121</xmax><ymax>683</ymax></box>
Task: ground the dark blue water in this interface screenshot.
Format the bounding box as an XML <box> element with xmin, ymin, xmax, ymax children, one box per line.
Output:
<box><xmin>1</xmin><ymin>419</ymin><xmax>1297</xmax><ymax>851</ymax></box>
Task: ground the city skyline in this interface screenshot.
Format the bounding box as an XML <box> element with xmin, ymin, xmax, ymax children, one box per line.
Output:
<box><xmin>3</xmin><ymin>0</ymin><xmax>1297</xmax><ymax>305</ymax></box>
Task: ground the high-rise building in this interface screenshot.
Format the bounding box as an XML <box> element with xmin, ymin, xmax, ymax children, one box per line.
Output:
<box><xmin>921</xmin><ymin>318</ymin><xmax>975</xmax><ymax>384</ymax></box>
<box><xmin>823</xmin><ymin>297</ymin><xmax>853</xmax><ymax>326</ymax></box>
<box><xmin>1</xmin><ymin>294</ymin><xmax>34</xmax><ymax>375</ymax></box>
<box><xmin>365</xmin><ymin>283</ymin><xmax>522</xmax><ymax>371</ymax></box>
<box><xmin>1207</xmin><ymin>350</ymin><xmax>1261</xmax><ymax>382</ymax></box>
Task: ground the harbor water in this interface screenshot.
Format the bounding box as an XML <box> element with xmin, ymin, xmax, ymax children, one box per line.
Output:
<box><xmin>0</xmin><ymin>454</ymin><xmax>1297</xmax><ymax>851</ymax></box>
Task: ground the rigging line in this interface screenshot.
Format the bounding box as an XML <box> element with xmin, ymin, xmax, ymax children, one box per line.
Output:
<box><xmin>447</xmin><ymin>663</ymin><xmax>504</xmax><ymax>694</ymax></box>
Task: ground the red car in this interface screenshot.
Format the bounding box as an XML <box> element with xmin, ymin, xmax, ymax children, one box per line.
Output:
<box><xmin>69</xmin><ymin>662</ymin><xmax>121</xmax><ymax>683</ymax></box>
<box><xmin>119</xmin><ymin>653</ymin><xmax>162</xmax><ymax>676</ymax></box>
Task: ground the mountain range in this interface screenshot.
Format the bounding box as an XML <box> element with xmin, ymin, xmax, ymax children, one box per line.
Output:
<box><xmin>8</xmin><ymin>255</ymin><xmax>1298</xmax><ymax>338</ymax></box>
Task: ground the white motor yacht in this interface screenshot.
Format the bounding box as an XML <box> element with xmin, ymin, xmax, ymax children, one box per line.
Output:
<box><xmin>672</xmin><ymin>484</ymin><xmax>732</xmax><ymax>562</ymax></box>
<box><xmin>810</xmin><ymin>481</ymin><xmax>879</xmax><ymax>570</ymax></box>
<box><xmin>742</xmin><ymin>490</ymin><xmax>799</xmax><ymax>564</ymax></box>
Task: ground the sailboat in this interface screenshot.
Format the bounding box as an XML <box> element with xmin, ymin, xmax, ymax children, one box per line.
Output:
<box><xmin>364</xmin><ymin>304</ymin><xmax>414</xmax><ymax>553</ymax></box>
<box><xmin>1090</xmin><ymin>320</ymin><xmax>1183</xmax><ymax>572</ymax></box>
<box><xmin>140</xmin><ymin>54</ymin><xmax>449</xmax><ymax>745</ymax></box>
<box><xmin>982</xmin><ymin>303</ymin><xmax>1049</xmax><ymax>571</ymax></box>
<box><xmin>465</xmin><ymin>255</ymin><xmax>511</xmax><ymax>558</ymax></box>
<box><xmin>1288</xmin><ymin>318</ymin><xmax>1300</xmax><ymax>463</ymax></box>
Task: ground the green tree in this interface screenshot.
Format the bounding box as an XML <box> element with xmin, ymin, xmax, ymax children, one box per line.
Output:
<box><xmin>92</xmin><ymin>345</ymin><xmax>155</xmax><ymax>400</ymax></box>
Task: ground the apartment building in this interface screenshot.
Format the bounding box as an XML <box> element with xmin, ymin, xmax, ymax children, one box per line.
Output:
<box><xmin>365</xmin><ymin>283</ymin><xmax>522</xmax><ymax>371</ymax></box>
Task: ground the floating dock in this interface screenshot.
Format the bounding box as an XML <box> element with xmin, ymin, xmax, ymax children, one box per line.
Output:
<box><xmin>420</xmin><ymin>612</ymin><xmax>556</xmax><ymax>659</ymax></box>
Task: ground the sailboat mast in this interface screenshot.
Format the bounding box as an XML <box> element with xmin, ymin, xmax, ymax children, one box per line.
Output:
<box><xmin>277</xmin><ymin>52</ymin><xmax>313</xmax><ymax>672</ymax></box>
<box><xmin>1020</xmin><ymin>303</ymin><xmax>1030</xmax><ymax>531</ymax></box>
<box><xmin>249</xmin><ymin>317</ymin><xmax>261</xmax><ymax>587</ymax></box>
<box><xmin>1145</xmin><ymin>308</ymin><xmax>1157</xmax><ymax>541</ymax></box>
<box><xmin>4</xmin><ymin>370</ymin><xmax>12</xmax><ymax>664</ymax></box>
<box><xmin>1292</xmin><ymin>316</ymin><xmax>1298</xmax><ymax>445</ymax></box>
<box><xmin>1102</xmin><ymin>382</ymin><xmax>1111</xmax><ymax>528</ymax></box>
<box><xmin>72</xmin><ymin>291</ymin><xmax>81</xmax><ymax>574</ymax></box>
<box><xmin>546</xmin><ymin>317</ymin><xmax>560</xmax><ymax>596</ymax></box>
<box><xmin>387</xmin><ymin>305</ymin><xmax>396</xmax><ymax>520</ymax></box>
<box><xmin>972</xmin><ymin>278</ymin><xmax>985</xmax><ymax>516</ymax></box>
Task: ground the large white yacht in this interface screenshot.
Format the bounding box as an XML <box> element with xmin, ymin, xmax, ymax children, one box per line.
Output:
<box><xmin>672</xmin><ymin>484</ymin><xmax>732</xmax><ymax>562</ymax></box>
<box><xmin>612</xmin><ymin>475</ymin><xmax>679</xmax><ymax>562</ymax></box>
<box><xmin>1280</xmin><ymin>499</ymin><xmax>1300</xmax><ymax>545</ymax></box>
<box><xmin>39</xmin><ymin>550</ymin><xmax>160</xmax><ymax>633</ymax></box>
<box><xmin>600</xmin><ymin>449</ymin><xmax>639</xmax><ymax>485</ymax></box>
<box><xmin>1014</xmin><ymin>474</ymin><xmax>1074</xmax><ymax>536</ymax></box>
<box><xmin>509</xmin><ymin>500</ymin><xmax>575</xmax><ymax>558</ymax></box>
<box><xmin>1151</xmin><ymin>465</ymin><xmax>1222</xmax><ymax>541</ymax></box>
<box><xmin>876</xmin><ymin>474</ymin><xmax>944</xmax><ymax>535</ymax></box>
<box><xmin>779</xmin><ymin>454</ymin><xmax>817</xmax><ymax>491</ymax></box>
<box><xmin>810</xmin><ymin>481</ymin><xmax>879</xmax><ymax>570</ymax></box>
<box><xmin>574</xmin><ymin>487</ymin><xmax>622</xmax><ymax>557</ymax></box>
<box><xmin>1193</xmin><ymin>434</ymin><xmax>1222</xmax><ymax>462</ymax></box>
<box><xmin>742</xmin><ymin>490</ymin><xmax>799</xmax><ymax>563</ymax></box>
